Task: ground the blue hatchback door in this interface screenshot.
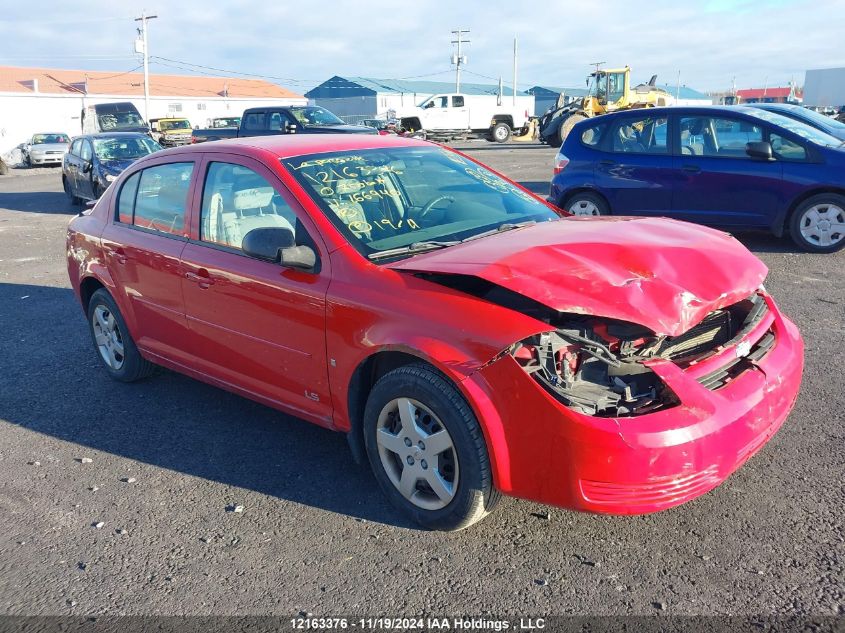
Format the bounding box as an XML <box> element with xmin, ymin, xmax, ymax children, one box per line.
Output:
<box><xmin>593</xmin><ymin>113</ymin><xmax>674</xmax><ymax>215</ymax></box>
<box><xmin>670</xmin><ymin>113</ymin><xmax>783</xmax><ymax>227</ymax></box>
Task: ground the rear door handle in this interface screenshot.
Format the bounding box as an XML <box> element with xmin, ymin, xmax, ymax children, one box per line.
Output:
<box><xmin>682</xmin><ymin>164</ymin><xmax>701</xmax><ymax>174</ymax></box>
<box><xmin>185</xmin><ymin>269</ymin><xmax>215</xmax><ymax>288</ymax></box>
<box><xmin>600</xmin><ymin>159</ymin><xmax>616</xmax><ymax>166</ymax></box>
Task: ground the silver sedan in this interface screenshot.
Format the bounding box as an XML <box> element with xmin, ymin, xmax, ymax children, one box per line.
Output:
<box><xmin>22</xmin><ymin>133</ymin><xmax>70</xmax><ymax>166</ymax></box>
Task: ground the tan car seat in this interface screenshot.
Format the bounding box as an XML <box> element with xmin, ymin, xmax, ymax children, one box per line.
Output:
<box><xmin>210</xmin><ymin>185</ymin><xmax>294</xmax><ymax>249</ymax></box>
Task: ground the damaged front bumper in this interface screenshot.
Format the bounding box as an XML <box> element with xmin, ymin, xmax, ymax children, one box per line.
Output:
<box><xmin>468</xmin><ymin>294</ymin><xmax>804</xmax><ymax>514</ymax></box>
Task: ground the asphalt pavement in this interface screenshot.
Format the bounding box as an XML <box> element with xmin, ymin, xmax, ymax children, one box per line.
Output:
<box><xmin>0</xmin><ymin>146</ymin><xmax>842</xmax><ymax>618</ymax></box>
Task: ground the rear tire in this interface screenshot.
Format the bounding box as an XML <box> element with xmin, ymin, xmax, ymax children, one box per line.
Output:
<box><xmin>565</xmin><ymin>191</ymin><xmax>609</xmax><ymax>216</ymax></box>
<box><xmin>559</xmin><ymin>113</ymin><xmax>587</xmax><ymax>145</ymax></box>
<box><xmin>363</xmin><ymin>363</ymin><xmax>500</xmax><ymax>531</ymax></box>
<box><xmin>490</xmin><ymin>122</ymin><xmax>512</xmax><ymax>143</ymax></box>
<box><xmin>788</xmin><ymin>194</ymin><xmax>845</xmax><ymax>253</ymax></box>
<box><xmin>87</xmin><ymin>289</ymin><xmax>156</xmax><ymax>382</ymax></box>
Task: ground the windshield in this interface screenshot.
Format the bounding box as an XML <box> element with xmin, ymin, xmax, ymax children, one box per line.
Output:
<box><xmin>212</xmin><ymin>117</ymin><xmax>240</xmax><ymax>128</ymax></box>
<box><xmin>93</xmin><ymin>136</ymin><xmax>161</xmax><ymax>161</ymax></box>
<box><xmin>288</xmin><ymin>106</ymin><xmax>345</xmax><ymax>126</ymax></box>
<box><xmin>745</xmin><ymin>108</ymin><xmax>843</xmax><ymax>147</ymax></box>
<box><xmin>97</xmin><ymin>111</ymin><xmax>146</xmax><ymax>130</ymax></box>
<box><xmin>284</xmin><ymin>146</ymin><xmax>559</xmax><ymax>260</ymax></box>
<box><xmin>32</xmin><ymin>134</ymin><xmax>69</xmax><ymax>144</ymax></box>
<box><xmin>159</xmin><ymin>119</ymin><xmax>191</xmax><ymax>130</ymax></box>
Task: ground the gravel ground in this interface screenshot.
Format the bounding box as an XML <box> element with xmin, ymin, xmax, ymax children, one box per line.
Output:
<box><xmin>0</xmin><ymin>147</ymin><xmax>842</xmax><ymax>618</ymax></box>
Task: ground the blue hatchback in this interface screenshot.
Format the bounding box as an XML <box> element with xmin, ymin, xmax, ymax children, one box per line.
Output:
<box><xmin>549</xmin><ymin>105</ymin><xmax>845</xmax><ymax>253</ymax></box>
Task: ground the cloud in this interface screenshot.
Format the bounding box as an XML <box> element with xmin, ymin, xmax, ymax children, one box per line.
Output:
<box><xmin>1</xmin><ymin>0</ymin><xmax>844</xmax><ymax>93</ymax></box>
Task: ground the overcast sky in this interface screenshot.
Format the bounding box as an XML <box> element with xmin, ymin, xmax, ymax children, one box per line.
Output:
<box><xmin>1</xmin><ymin>0</ymin><xmax>843</xmax><ymax>94</ymax></box>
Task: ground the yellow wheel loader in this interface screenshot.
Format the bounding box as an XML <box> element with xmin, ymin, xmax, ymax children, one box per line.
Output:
<box><xmin>538</xmin><ymin>66</ymin><xmax>671</xmax><ymax>147</ymax></box>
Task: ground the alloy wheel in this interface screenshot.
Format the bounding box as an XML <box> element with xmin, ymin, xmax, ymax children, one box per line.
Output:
<box><xmin>799</xmin><ymin>203</ymin><xmax>845</xmax><ymax>248</ymax></box>
<box><xmin>375</xmin><ymin>397</ymin><xmax>459</xmax><ymax>511</ymax></box>
<box><xmin>92</xmin><ymin>305</ymin><xmax>125</xmax><ymax>370</ymax></box>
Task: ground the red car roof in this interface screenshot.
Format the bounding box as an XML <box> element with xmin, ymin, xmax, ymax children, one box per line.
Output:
<box><xmin>192</xmin><ymin>133</ymin><xmax>431</xmax><ymax>159</ymax></box>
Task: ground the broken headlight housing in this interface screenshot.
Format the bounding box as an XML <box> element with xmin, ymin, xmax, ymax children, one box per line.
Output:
<box><xmin>510</xmin><ymin>319</ymin><xmax>680</xmax><ymax>417</ymax></box>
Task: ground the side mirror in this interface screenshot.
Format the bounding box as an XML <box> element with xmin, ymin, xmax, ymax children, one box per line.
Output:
<box><xmin>746</xmin><ymin>141</ymin><xmax>774</xmax><ymax>161</ymax></box>
<box><xmin>284</xmin><ymin>121</ymin><xmax>297</xmax><ymax>134</ymax></box>
<box><xmin>83</xmin><ymin>161</ymin><xmax>93</xmax><ymax>173</ymax></box>
<box><xmin>242</xmin><ymin>226</ymin><xmax>315</xmax><ymax>270</ymax></box>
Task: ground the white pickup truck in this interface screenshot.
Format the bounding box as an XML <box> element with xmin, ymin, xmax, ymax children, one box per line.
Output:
<box><xmin>397</xmin><ymin>93</ymin><xmax>534</xmax><ymax>143</ymax></box>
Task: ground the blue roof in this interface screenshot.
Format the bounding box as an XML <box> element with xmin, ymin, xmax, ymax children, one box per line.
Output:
<box><xmin>657</xmin><ymin>84</ymin><xmax>711</xmax><ymax>100</ymax></box>
<box><xmin>306</xmin><ymin>75</ymin><xmax>529</xmax><ymax>99</ymax></box>
<box><xmin>527</xmin><ymin>86</ymin><xmax>590</xmax><ymax>98</ymax></box>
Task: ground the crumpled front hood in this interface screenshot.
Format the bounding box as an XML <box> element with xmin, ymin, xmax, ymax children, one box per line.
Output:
<box><xmin>389</xmin><ymin>217</ymin><xmax>768</xmax><ymax>336</ymax></box>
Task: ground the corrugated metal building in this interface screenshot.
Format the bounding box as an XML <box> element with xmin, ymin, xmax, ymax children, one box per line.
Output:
<box><xmin>305</xmin><ymin>76</ymin><xmax>529</xmax><ymax>121</ymax></box>
<box><xmin>0</xmin><ymin>66</ymin><xmax>306</xmax><ymax>154</ymax></box>
<box><xmin>526</xmin><ymin>86</ymin><xmax>590</xmax><ymax>115</ymax></box>
<box><xmin>803</xmin><ymin>68</ymin><xmax>845</xmax><ymax>107</ymax></box>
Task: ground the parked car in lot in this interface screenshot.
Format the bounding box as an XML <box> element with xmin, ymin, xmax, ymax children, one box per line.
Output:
<box><xmin>149</xmin><ymin>117</ymin><xmax>193</xmax><ymax>147</ymax></box>
<box><xmin>550</xmin><ymin>105</ymin><xmax>845</xmax><ymax>253</ymax></box>
<box><xmin>66</xmin><ymin>134</ymin><xmax>803</xmax><ymax>530</ymax></box>
<box><xmin>748</xmin><ymin>103</ymin><xmax>845</xmax><ymax>142</ymax></box>
<box><xmin>63</xmin><ymin>133</ymin><xmax>161</xmax><ymax>203</ymax></box>
<box><xmin>21</xmin><ymin>133</ymin><xmax>71</xmax><ymax>166</ymax></box>
<box><xmin>191</xmin><ymin>105</ymin><xmax>376</xmax><ymax>143</ymax></box>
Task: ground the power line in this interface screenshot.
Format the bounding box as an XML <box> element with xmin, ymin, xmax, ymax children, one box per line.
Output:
<box><xmin>150</xmin><ymin>56</ymin><xmax>313</xmax><ymax>85</ymax></box>
<box><xmin>86</xmin><ymin>65</ymin><xmax>144</xmax><ymax>80</ymax></box>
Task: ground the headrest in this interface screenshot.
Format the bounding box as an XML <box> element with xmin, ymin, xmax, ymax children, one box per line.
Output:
<box><xmin>233</xmin><ymin>187</ymin><xmax>274</xmax><ymax>210</ymax></box>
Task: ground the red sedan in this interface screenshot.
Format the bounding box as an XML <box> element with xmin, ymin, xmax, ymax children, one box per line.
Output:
<box><xmin>66</xmin><ymin>135</ymin><xmax>804</xmax><ymax>530</ymax></box>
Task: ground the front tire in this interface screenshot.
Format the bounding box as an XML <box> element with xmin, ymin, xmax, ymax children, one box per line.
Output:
<box><xmin>87</xmin><ymin>289</ymin><xmax>155</xmax><ymax>382</ymax></box>
<box><xmin>363</xmin><ymin>363</ymin><xmax>499</xmax><ymax>531</ymax></box>
<box><xmin>490</xmin><ymin>122</ymin><xmax>512</xmax><ymax>143</ymax></box>
<box><xmin>565</xmin><ymin>191</ymin><xmax>609</xmax><ymax>216</ymax></box>
<box><xmin>789</xmin><ymin>194</ymin><xmax>845</xmax><ymax>253</ymax></box>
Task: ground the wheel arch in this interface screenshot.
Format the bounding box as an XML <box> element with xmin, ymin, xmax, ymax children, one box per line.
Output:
<box><xmin>776</xmin><ymin>187</ymin><xmax>845</xmax><ymax>237</ymax></box>
<box><xmin>491</xmin><ymin>114</ymin><xmax>514</xmax><ymax>129</ymax></box>
<box><xmin>344</xmin><ymin>346</ymin><xmax>511</xmax><ymax>492</ymax></box>
<box><xmin>345</xmin><ymin>349</ymin><xmax>441</xmax><ymax>464</ymax></box>
<box><xmin>560</xmin><ymin>187</ymin><xmax>609</xmax><ymax>212</ymax></box>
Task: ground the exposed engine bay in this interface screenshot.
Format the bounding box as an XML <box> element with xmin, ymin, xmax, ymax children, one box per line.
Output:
<box><xmin>416</xmin><ymin>272</ymin><xmax>770</xmax><ymax>417</ymax></box>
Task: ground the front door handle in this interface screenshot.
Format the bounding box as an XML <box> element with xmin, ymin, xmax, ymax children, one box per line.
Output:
<box><xmin>109</xmin><ymin>247</ymin><xmax>127</xmax><ymax>265</ymax></box>
<box><xmin>185</xmin><ymin>269</ymin><xmax>215</xmax><ymax>289</ymax></box>
<box><xmin>600</xmin><ymin>159</ymin><xmax>616</xmax><ymax>166</ymax></box>
<box><xmin>682</xmin><ymin>164</ymin><xmax>702</xmax><ymax>174</ymax></box>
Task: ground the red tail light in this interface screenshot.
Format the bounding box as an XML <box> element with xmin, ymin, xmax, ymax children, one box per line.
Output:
<box><xmin>553</xmin><ymin>154</ymin><xmax>570</xmax><ymax>175</ymax></box>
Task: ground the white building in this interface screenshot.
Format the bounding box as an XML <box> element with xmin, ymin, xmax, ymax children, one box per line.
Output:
<box><xmin>804</xmin><ymin>68</ymin><xmax>845</xmax><ymax>108</ymax></box>
<box><xmin>0</xmin><ymin>65</ymin><xmax>306</xmax><ymax>154</ymax></box>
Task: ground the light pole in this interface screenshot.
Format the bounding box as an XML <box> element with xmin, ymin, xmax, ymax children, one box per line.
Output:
<box><xmin>134</xmin><ymin>11</ymin><xmax>158</xmax><ymax>123</ymax></box>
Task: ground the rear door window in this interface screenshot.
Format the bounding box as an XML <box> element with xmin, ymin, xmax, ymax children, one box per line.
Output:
<box><xmin>117</xmin><ymin>172</ymin><xmax>141</xmax><ymax>224</ymax></box>
<box><xmin>242</xmin><ymin>112</ymin><xmax>267</xmax><ymax>131</ymax></box>
<box><xmin>609</xmin><ymin>116</ymin><xmax>668</xmax><ymax>154</ymax></box>
<box><xmin>131</xmin><ymin>162</ymin><xmax>194</xmax><ymax>236</ymax></box>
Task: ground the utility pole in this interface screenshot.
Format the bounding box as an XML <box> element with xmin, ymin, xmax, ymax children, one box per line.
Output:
<box><xmin>134</xmin><ymin>11</ymin><xmax>158</xmax><ymax>124</ymax></box>
<box><xmin>512</xmin><ymin>36</ymin><xmax>518</xmax><ymax>105</ymax></box>
<box><xmin>450</xmin><ymin>29</ymin><xmax>469</xmax><ymax>93</ymax></box>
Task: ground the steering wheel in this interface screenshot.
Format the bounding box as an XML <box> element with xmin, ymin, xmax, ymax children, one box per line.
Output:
<box><xmin>418</xmin><ymin>195</ymin><xmax>455</xmax><ymax>218</ymax></box>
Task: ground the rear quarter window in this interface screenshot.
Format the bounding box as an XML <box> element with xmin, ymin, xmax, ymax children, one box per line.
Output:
<box><xmin>581</xmin><ymin>123</ymin><xmax>606</xmax><ymax>147</ymax></box>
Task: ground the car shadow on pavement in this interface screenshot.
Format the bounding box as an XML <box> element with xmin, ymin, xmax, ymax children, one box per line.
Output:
<box><xmin>0</xmin><ymin>281</ymin><xmax>416</xmax><ymax>529</ymax></box>
<box><xmin>0</xmin><ymin>190</ymin><xmax>78</xmax><ymax>214</ymax></box>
